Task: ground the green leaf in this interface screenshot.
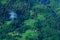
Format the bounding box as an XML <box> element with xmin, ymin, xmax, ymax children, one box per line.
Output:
<box><xmin>24</xmin><ymin>19</ymin><xmax>36</xmax><ymax>26</ymax></box>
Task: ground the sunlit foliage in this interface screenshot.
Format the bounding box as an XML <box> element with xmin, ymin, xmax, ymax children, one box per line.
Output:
<box><xmin>0</xmin><ymin>0</ymin><xmax>60</xmax><ymax>40</ymax></box>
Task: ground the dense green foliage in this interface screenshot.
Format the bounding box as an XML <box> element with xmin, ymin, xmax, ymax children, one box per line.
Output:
<box><xmin>0</xmin><ymin>0</ymin><xmax>60</xmax><ymax>40</ymax></box>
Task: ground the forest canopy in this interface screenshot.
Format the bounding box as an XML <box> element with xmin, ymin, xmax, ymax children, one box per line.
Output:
<box><xmin>0</xmin><ymin>0</ymin><xmax>60</xmax><ymax>40</ymax></box>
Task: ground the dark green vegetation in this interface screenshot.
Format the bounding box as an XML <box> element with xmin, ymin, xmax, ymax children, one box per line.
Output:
<box><xmin>0</xmin><ymin>0</ymin><xmax>60</xmax><ymax>40</ymax></box>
